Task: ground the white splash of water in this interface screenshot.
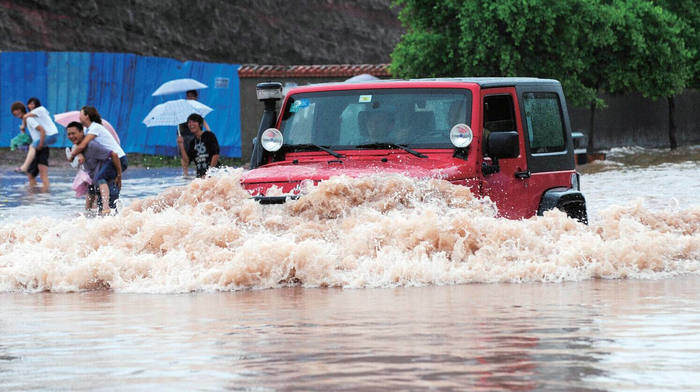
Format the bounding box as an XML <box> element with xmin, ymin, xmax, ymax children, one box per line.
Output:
<box><xmin>1</xmin><ymin>168</ymin><xmax>698</xmax><ymax>293</ymax></box>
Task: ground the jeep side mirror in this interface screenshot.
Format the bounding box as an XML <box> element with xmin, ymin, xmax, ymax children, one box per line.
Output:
<box><xmin>487</xmin><ymin>131</ymin><xmax>519</xmax><ymax>159</ymax></box>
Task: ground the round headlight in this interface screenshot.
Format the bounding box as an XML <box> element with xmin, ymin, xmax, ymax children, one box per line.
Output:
<box><xmin>449</xmin><ymin>123</ymin><xmax>473</xmax><ymax>148</ymax></box>
<box><xmin>261</xmin><ymin>128</ymin><xmax>283</xmax><ymax>152</ymax></box>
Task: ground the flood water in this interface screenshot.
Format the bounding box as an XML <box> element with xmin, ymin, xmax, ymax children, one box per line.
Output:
<box><xmin>1</xmin><ymin>146</ymin><xmax>699</xmax><ymax>391</ymax></box>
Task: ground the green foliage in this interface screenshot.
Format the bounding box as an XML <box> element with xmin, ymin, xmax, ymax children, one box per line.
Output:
<box><xmin>605</xmin><ymin>0</ymin><xmax>693</xmax><ymax>99</ymax></box>
<box><xmin>654</xmin><ymin>0</ymin><xmax>700</xmax><ymax>89</ymax></box>
<box><xmin>390</xmin><ymin>0</ymin><xmax>462</xmax><ymax>77</ymax></box>
<box><xmin>391</xmin><ymin>0</ymin><xmax>695</xmax><ymax>106</ymax></box>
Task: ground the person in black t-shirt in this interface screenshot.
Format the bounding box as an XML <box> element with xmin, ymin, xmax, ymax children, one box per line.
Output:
<box><xmin>177</xmin><ymin>90</ymin><xmax>210</xmax><ymax>177</ymax></box>
<box><xmin>177</xmin><ymin>113</ymin><xmax>219</xmax><ymax>178</ymax></box>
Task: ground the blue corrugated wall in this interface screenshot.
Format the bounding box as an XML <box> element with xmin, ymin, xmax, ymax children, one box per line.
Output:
<box><xmin>0</xmin><ymin>52</ymin><xmax>241</xmax><ymax>157</ymax></box>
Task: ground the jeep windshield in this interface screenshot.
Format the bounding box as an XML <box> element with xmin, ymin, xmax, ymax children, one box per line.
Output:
<box><xmin>279</xmin><ymin>88</ymin><xmax>472</xmax><ymax>152</ymax></box>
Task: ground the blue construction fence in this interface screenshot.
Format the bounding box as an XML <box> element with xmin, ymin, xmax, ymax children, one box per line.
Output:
<box><xmin>0</xmin><ymin>52</ymin><xmax>241</xmax><ymax>157</ymax></box>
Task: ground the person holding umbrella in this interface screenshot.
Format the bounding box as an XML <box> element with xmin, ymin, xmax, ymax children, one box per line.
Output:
<box><xmin>151</xmin><ymin>78</ymin><xmax>210</xmax><ymax>177</ymax></box>
<box><xmin>177</xmin><ymin>113</ymin><xmax>219</xmax><ymax>178</ymax></box>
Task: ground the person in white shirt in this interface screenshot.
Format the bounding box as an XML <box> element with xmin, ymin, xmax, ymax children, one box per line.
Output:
<box><xmin>69</xmin><ymin>106</ymin><xmax>128</xmax><ymax>178</ymax></box>
<box><xmin>16</xmin><ymin>97</ymin><xmax>59</xmax><ymax>175</ymax></box>
<box><xmin>10</xmin><ymin>101</ymin><xmax>54</xmax><ymax>191</ymax></box>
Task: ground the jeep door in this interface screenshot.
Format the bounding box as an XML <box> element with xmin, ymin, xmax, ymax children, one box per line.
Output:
<box><xmin>515</xmin><ymin>84</ymin><xmax>576</xmax><ymax>217</ymax></box>
<box><xmin>480</xmin><ymin>87</ymin><xmax>532</xmax><ymax>218</ymax></box>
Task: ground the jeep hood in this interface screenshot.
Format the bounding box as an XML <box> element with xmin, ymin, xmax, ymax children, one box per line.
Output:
<box><xmin>241</xmin><ymin>153</ymin><xmax>475</xmax><ymax>195</ymax></box>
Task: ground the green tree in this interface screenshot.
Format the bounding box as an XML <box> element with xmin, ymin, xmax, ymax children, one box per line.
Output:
<box><xmin>392</xmin><ymin>0</ymin><xmax>613</xmax><ymax>150</ymax></box>
<box><xmin>577</xmin><ymin>0</ymin><xmax>692</xmax><ymax>150</ymax></box>
<box><xmin>390</xmin><ymin>0</ymin><xmax>463</xmax><ymax>78</ymax></box>
<box><xmin>654</xmin><ymin>0</ymin><xmax>698</xmax><ymax>149</ymax></box>
<box><xmin>452</xmin><ymin>1</ymin><xmax>612</xmax><ymax>151</ymax></box>
<box><xmin>391</xmin><ymin>0</ymin><xmax>694</xmax><ymax>150</ymax></box>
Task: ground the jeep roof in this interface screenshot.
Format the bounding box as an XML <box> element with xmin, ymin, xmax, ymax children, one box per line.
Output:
<box><xmin>295</xmin><ymin>77</ymin><xmax>561</xmax><ymax>90</ymax></box>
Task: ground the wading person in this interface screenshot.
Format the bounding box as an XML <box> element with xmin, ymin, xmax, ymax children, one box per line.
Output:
<box><xmin>68</xmin><ymin>106</ymin><xmax>128</xmax><ymax>179</ymax></box>
<box><xmin>17</xmin><ymin>98</ymin><xmax>59</xmax><ymax>171</ymax></box>
<box><xmin>15</xmin><ymin>98</ymin><xmax>59</xmax><ymax>174</ymax></box>
<box><xmin>10</xmin><ymin>101</ymin><xmax>56</xmax><ymax>191</ymax></box>
<box><xmin>177</xmin><ymin>113</ymin><xmax>219</xmax><ymax>178</ymax></box>
<box><xmin>177</xmin><ymin>90</ymin><xmax>210</xmax><ymax>177</ymax></box>
<box><xmin>66</xmin><ymin>122</ymin><xmax>123</xmax><ymax>215</ymax></box>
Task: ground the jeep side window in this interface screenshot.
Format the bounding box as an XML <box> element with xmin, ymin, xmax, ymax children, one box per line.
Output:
<box><xmin>483</xmin><ymin>94</ymin><xmax>516</xmax><ymax>155</ymax></box>
<box><xmin>522</xmin><ymin>92</ymin><xmax>566</xmax><ymax>153</ymax></box>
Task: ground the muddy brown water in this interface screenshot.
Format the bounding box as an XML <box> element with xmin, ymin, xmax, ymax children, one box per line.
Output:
<box><xmin>1</xmin><ymin>146</ymin><xmax>698</xmax><ymax>391</ymax></box>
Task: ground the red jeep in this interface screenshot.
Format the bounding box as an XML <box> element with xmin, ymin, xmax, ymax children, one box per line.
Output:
<box><xmin>242</xmin><ymin>78</ymin><xmax>587</xmax><ymax>222</ymax></box>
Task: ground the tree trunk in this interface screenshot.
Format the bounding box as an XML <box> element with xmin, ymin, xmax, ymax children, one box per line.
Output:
<box><xmin>668</xmin><ymin>96</ymin><xmax>677</xmax><ymax>150</ymax></box>
<box><xmin>587</xmin><ymin>101</ymin><xmax>596</xmax><ymax>152</ymax></box>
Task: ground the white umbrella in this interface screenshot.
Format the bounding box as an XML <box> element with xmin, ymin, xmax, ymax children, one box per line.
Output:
<box><xmin>152</xmin><ymin>78</ymin><xmax>208</xmax><ymax>96</ymax></box>
<box><xmin>345</xmin><ymin>74</ymin><xmax>379</xmax><ymax>83</ymax></box>
<box><xmin>143</xmin><ymin>99</ymin><xmax>213</xmax><ymax>127</ymax></box>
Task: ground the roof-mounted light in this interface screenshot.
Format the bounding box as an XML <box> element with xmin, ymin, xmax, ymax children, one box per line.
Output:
<box><xmin>256</xmin><ymin>82</ymin><xmax>283</xmax><ymax>101</ymax></box>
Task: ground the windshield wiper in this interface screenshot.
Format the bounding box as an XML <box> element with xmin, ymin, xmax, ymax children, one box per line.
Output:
<box><xmin>285</xmin><ymin>144</ymin><xmax>345</xmax><ymax>158</ymax></box>
<box><xmin>354</xmin><ymin>143</ymin><xmax>428</xmax><ymax>158</ymax></box>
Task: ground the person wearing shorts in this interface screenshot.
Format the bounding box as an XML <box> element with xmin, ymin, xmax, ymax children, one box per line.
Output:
<box><xmin>25</xmin><ymin>144</ymin><xmax>50</xmax><ymax>181</ymax></box>
<box><xmin>94</xmin><ymin>148</ymin><xmax>127</xmax><ymax>201</ymax></box>
<box><xmin>10</xmin><ymin>101</ymin><xmax>54</xmax><ymax>191</ymax></box>
<box><xmin>69</xmin><ymin>106</ymin><xmax>128</xmax><ymax>180</ymax></box>
<box><xmin>66</xmin><ymin>121</ymin><xmax>122</xmax><ymax>215</ymax></box>
<box><xmin>18</xmin><ymin>98</ymin><xmax>59</xmax><ymax>173</ymax></box>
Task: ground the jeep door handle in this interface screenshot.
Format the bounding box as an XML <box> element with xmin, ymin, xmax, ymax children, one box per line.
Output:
<box><xmin>515</xmin><ymin>170</ymin><xmax>531</xmax><ymax>179</ymax></box>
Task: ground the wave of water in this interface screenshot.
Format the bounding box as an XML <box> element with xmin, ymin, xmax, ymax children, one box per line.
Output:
<box><xmin>1</xmin><ymin>168</ymin><xmax>698</xmax><ymax>293</ymax></box>
<box><xmin>581</xmin><ymin>144</ymin><xmax>700</xmax><ymax>174</ymax></box>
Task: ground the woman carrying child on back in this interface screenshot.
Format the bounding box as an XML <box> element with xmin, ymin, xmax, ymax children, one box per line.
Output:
<box><xmin>14</xmin><ymin>97</ymin><xmax>59</xmax><ymax>176</ymax></box>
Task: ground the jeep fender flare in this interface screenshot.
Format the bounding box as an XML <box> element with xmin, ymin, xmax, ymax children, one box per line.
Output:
<box><xmin>537</xmin><ymin>187</ymin><xmax>588</xmax><ymax>224</ymax></box>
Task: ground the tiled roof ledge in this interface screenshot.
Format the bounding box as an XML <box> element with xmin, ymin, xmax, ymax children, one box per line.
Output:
<box><xmin>238</xmin><ymin>64</ymin><xmax>391</xmax><ymax>78</ymax></box>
